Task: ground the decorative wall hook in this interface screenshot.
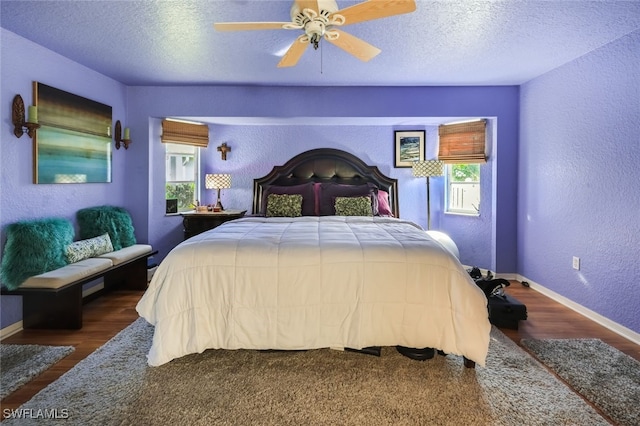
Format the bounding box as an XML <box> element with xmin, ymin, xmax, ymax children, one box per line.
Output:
<box><xmin>114</xmin><ymin>120</ymin><xmax>131</xmax><ymax>149</ymax></box>
<box><xmin>217</xmin><ymin>142</ymin><xmax>231</xmax><ymax>160</ymax></box>
<box><xmin>12</xmin><ymin>94</ymin><xmax>40</xmax><ymax>139</ymax></box>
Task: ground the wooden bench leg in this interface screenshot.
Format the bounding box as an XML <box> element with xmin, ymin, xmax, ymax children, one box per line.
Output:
<box><xmin>22</xmin><ymin>285</ymin><xmax>83</xmax><ymax>329</ymax></box>
<box><xmin>104</xmin><ymin>257</ymin><xmax>148</xmax><ymax>291</ymax></box>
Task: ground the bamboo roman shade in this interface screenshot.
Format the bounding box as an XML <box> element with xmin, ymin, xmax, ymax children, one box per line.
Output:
<box><xmin>161</xmin><ymin>119</ymin><xmax>209</xmax><ymax>148</ymax></box>
<box><xmin>438</xmin><ymin>120</ymin><xmax>487</xmax><ymax>163</ymax></box>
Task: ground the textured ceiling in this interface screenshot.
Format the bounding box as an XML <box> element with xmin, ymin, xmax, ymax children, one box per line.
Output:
<box><xmin>2</xmin><ymin>0</ymin><xmax>639</xmax><ymax>87</ymax></box>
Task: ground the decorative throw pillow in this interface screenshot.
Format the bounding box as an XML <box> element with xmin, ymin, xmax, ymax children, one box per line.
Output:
<box><xmin>334</xmin><ymin>196</ymin><xmax>374</xmax><ymax>216</ymax></box>
<box><xmin>266</xmin><ymin>194</ymin><xmax>303</xmax><ymax>217</ymax></box>
<box><xmin>319</xmin><ymin>183</ymin><xmax>378</xmax><ymax>216</ymax></box>
<box><xmin>76</xmin><ymin>205</ymin><xmax>136</xmax><ymax>250</ymax></box>
<box><xmin>66</xmin><ymin>233</ymin><xmax>114</xmax><ymax>263</ymax></box>
<box><xmin>0</xmin><ymin>218</ymin><xmax>75</xmax><ymax>290</ymax></box>
<box><xmin>261</xmin><ymin>183</ymin><xmax>315</xmax><ymax>216</ymax></box>
<box><xmin>377</xmin><ymin>190</ymin><xmax>394</xmax><ymax>217</ymax></box>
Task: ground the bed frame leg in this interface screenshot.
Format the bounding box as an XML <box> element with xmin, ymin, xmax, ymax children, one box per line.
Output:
<box><xmin>463</xmin><ymin>357</ymin><xmax>476</xmax><ymax>369</ymax></box>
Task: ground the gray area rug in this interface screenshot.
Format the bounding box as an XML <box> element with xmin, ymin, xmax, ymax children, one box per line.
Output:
<box><xmin>3</xmin><ymin>318</ymin><xmax>609</xmax><ymax>425</ymax></box>
<box><xmin>1</xmin><ymin>344</ymin><xmax>74</xmax><ymax>400</ymax></box>
<box><xmin>522</xmin><ymin>338</ymin><xmax>640</xmax><ymax>426</ymax></box>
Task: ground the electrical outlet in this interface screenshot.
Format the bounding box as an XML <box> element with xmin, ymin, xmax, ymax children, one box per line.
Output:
<box><xmin>572</xmin><ymin>256</ymin><xmax>580</xmax><ymax>270</ymax></box>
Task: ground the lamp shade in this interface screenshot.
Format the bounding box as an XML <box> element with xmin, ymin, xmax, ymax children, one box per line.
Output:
<box><xmin>205</xmin><ymin>173</ymin><xmax>231</xmax><ymax>189</ymax></box>
<box><xmin>412</xmin><ymin>160</ymin><xmax>444</xmax><ymax>177</ymax></box>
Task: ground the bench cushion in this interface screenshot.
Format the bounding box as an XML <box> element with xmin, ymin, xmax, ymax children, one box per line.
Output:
<box><xmin>20</xmin><ymin>258</ymin><xmax>113</xmax><ymax>289</ymax></box>
<box><xmin>97</xmin><ymin>244</ymin><xmax>153</xmax><ymax>266</ymax></box>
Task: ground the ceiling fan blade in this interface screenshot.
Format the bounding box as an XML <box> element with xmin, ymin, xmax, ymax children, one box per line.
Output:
<box><xmin>277</xmin><ymin>36</ymin><xmax>310</xmax><ymax>67</ymax></box>
<box><xmin>324</xmin><ymin>29</ymin><xmax>381</xmax><ymax>62</ymax></box>
<box><xmin>295</xmin><ymin>0</ymin><xmax>319</xmax><ymax>13</ymax></box>
<box><xmin>334</xmin><ymin>0</ymin><xmax>416</xmax><ymax>26</ymax></box>
<box><xmin>214</xmin><ymin>22</ymin><xmax>291</xmax><ymax>31</ymax></box>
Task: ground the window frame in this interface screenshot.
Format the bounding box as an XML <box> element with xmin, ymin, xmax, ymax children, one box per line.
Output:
<box><xmin>445</xmin><ymin>163</ymin><xmax>481</xmax><ymax>216</ymax></box>
<box><xmin>164</xmin><ymin>142</ymin><xmax>200</xmax><ymax>214</ymax></box>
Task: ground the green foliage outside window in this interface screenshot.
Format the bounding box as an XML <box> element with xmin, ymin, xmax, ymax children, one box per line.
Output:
<box><xmin>450</xmin><ymin>164</ymin><xmax>480</xmax><ymax>182</ymax></box>
<box><xmin>166</xmin><ymin>182</ymin><xmax>195</xmax><ymax>211</ymax></box>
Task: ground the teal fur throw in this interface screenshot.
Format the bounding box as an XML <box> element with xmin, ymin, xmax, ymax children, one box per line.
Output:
<box><xmin>0</xmin><ymin>218</ymin><xmax>74</xmax><ymax>290</ymax></box>
<box><xmin>76</xmin><ymin>206</ymin><xmax>136</xmax><ymax>250</ymax></box>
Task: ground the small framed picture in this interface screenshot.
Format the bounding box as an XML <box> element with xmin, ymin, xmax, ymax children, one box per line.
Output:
<box><xmin>165</xmin><ymin>199</ymin><xmax>178</xmax><ymax>214</ymax></box>
<box><xmin>394</xmin><ymin>130</ymin><xmax>425</xmax><ymax>168</ymax></box>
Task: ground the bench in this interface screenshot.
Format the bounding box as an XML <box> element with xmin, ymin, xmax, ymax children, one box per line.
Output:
<box><xmin>1</xmin><ymin>245</ymin><xmax>157</xmax><ymax>329</ymax></box>
<box><xmin>0</xmin><ymin>207</ymin><xmax>157</xmax><ymax>330</ymax></box>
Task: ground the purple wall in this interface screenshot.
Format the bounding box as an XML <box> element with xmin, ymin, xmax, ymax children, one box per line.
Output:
<box><xmin>0</xmin><ymin>29</ymin><xmax>130</xmax><ymax>328</ymax></box>
<box><xmin>519</xmin><ymin>30</ymin><xmax>640</xmax><ymax>333</ymax></box>
<box><xmin>1</xmin><ymin>29</ymin><xmax>519</xmax><ymax>330</ymax></box>
<box><xmin>128</xmin><ymin>86</ymin><xmax>519</xmax><ymax>270</ymax></box>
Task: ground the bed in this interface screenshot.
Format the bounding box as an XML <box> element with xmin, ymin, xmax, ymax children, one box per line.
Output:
<box><xmin>137</xmin><ymin>148</ymin><xmax>491</xmax><ymax>368</ymax></box>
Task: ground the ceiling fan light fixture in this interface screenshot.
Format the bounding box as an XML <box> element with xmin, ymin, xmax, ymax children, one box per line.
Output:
<box><xmin>214</xmin><ymin>0</ymin><xmax>417</xmax><ymax>67</ymax></box>
<box><xmin>305</xmin><ymin>20</ymin><xmax>326</xmax><ymax>49</ymax></box>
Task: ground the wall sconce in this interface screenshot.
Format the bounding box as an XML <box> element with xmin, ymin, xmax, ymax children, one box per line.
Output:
<box><xmin>114</xmin><ymin>120</ymin><xmax>131</xmax><ymax>149</ymax></box>
<box><xmin>12</xmin><ymin>95</ymin><xmax>40</xmax><ymax>139</ymax></box>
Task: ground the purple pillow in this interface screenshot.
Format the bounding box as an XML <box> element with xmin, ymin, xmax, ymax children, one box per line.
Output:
<box><xmin>377</xmin><ymin>190</ymin><xmax>394</xmax><ymax>217</ymax></box>
<box><xmin>313</xmin><ymin>183</ymin><xmax>321</xmax><ymax>215</ymax></box>
<box><xmin>319</xmin><ymin>183</ymin><xmax>378</xmax><ymax>216</ymax></box>
<box><xmin>261</xmin><ymin>183</ymin><xmax>315</xmax><ymax>216</ymax></box>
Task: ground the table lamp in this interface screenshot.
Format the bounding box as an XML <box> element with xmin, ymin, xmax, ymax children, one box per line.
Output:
<box><xmin>205</xmin><ymin>173</ymin><xmax>232</xmax><ymax>212</ymax></box>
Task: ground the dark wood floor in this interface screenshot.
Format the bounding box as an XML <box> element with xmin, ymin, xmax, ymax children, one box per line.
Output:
<box><xmin>2</xmin><ymin>282</ymin><xmax>639</xmax><ymax>417</ymax></box>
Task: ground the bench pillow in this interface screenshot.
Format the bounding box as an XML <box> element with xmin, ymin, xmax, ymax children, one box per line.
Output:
<box><xmin>66</xmin><ymin>233</ymin><xmax>114</xmax><ymax>263</ymax></box>
<box><xmin>77</xmin><ymin>205</ymin><xmax>136</xmax><ymax>250</ymax></box>
<box><xmin>0</xmin><ymin>217</ymin><xmax>74</xmax><ymax>290</ymax></box>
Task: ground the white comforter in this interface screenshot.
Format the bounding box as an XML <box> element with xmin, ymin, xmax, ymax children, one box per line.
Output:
<box><xmin>137</xmin><ymin>216</ymin><xmax>491</xmax><ymax>367</ymax></box>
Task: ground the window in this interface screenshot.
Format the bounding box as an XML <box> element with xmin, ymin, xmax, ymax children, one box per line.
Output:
<box><xmin>165</xmin><ymin>143</ymin><xmax>199</xmax><ymax>212</ymax></box>
<box><xmin>161</xmin><ymin>118</ymin><xmax>209</xmax><ymax>213</ymax></box>
<box><xmin>438</xmin><ymin>119</ymin><xmax>486</xmax><ymax>215</ymax></box>
<box><xmin>446</xmin><ymin>164</ymin><xmax>480</xmax><ymax>214</ymax></box>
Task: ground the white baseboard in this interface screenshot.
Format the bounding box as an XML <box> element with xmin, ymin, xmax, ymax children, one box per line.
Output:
<box><xmin>0</xmin><ymin>320</ymin><xmax>23</xmax><ymax>341</ymax></box>
<box><xmin>517</xmin><ymin>274</ymin><xmax>640</xmax><ymax>346</ymax></box>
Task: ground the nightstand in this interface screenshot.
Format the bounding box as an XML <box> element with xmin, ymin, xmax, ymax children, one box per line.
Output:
<box><xmin>180</xmin><ymin>209</ymin><xmax>246</xmax><ymax>240</ymax></box>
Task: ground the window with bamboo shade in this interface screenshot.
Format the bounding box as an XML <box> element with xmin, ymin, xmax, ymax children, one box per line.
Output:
<box><xmin>161</xmin><ymin>119</ymin><xmax>209</xmax><ymax>148</ymax></box>
<box><xmin>438</xmin><ymin>119</ymin><xmax>487</xmax><ymax>164</ymax></box>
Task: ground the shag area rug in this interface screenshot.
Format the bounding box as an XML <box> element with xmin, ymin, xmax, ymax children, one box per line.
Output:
<box><xmin>522</xmin><ymin>338</ymin><xmax>640</xmax><ymax>426</ymax></box>
<box><xmin>1</xmin><ymin>344</ymin><xmax>74</xmax><ymax>399</ymax></box>
<box><xmin>3</xmin><ymin>319</ymin><xmax>610</xmax><ymax>425</ymax></box>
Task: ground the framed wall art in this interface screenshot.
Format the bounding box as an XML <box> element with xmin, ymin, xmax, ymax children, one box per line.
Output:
<box><xmin>394</xmin><ymin>130</ymin><xmax>425</xmax><ymax>168</ymax></box>
<box><xmin>33</xmin><ymin>82</ymin><xmax>112</xmax><ymax>184</ymax></box>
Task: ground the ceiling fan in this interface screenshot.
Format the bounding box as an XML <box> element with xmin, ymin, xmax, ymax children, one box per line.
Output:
<box><xmin>213</xmin><ymin>0</ymin><xmax>416</xmax><ymax>67</ymax></box>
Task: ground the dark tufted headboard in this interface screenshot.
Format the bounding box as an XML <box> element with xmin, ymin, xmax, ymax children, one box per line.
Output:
<box><xmin>253</xmin><ymin>148</ymin><xmax>399</xmax><ymax>217</ymax></box>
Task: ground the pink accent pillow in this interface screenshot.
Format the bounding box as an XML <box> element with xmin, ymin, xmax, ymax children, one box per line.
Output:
<box><xmin>377</xmin><ymin>190</ymin><xmax>394</xmax><ymax>217</ymax></box>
